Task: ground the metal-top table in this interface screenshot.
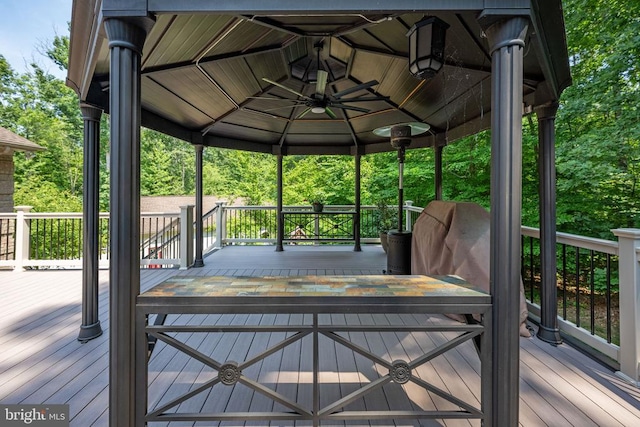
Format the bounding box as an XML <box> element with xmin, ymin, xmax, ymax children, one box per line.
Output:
<box><xmin>136</xmin><ymin>275</ymin><xmax>492</xmax><ymax>425</ymax></box>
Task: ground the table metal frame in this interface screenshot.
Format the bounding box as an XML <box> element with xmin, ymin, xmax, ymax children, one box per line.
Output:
<box><xmin>135</xmin><ymin>275</ymin><xmax>492</xmax><ymax>426</ymax></box>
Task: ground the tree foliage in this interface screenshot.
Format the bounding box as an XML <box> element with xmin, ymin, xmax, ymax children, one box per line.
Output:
<box><xmin>555</xmin><ymin>0</ymin><xmax>640</xmax><ymax>236</ymax></box>
<box><xmin>0</xmin><ymin>1</ymin><xmax>638</xmax><ymax>241</ymax></box>
<box><xmin>0</xmin><ymin>54</ymin><xmax>83</xmax><ymax>211</ymax></box>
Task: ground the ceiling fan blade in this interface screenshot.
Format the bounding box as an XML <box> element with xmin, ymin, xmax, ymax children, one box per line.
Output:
<box><xmin>297</xmin><ymin>107</ymin><xmax>312</xmax><ymax>119</ymax></box>
<box><xmin>246</xmin><ymin>96</ymin><xmax>299</xmax><ymax>102</ymax></box>
<box><xmin>331</xmin><ymin>103</ymin><xmax>370</xmax><ymax>113</ymax></box>
<box><xmin>333</xmin><ymin>80</ymin><xmax>379</xmax><ymax>99</ymax></box>
<box><xmin>337</xmin><ymin>96</ymin><xmax>390</xmax><ymax>103</ymax></box>
<box><xmin>315</xmin><ymin>70</ymin><xmax>328</xmax><ymax>96</ymax></box>
<box><xmin>324</xmin><ymin>107</ymin><xmax>337</xmax><ymax>119</ymax></box>
<box><xmin>262</xmin><ymin>78</ymin><xmax>307</xmax><ymax>98</ymax></box>
<box><xmin>263</xmin><ymin>104</ymin><xmax>305</xmax><ymax>112</ymax></box>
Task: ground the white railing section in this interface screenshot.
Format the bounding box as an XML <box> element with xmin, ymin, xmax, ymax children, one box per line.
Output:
<box><xmin>522</xmin><ymin>226</ymin><xmax>619</xmax><ymax>255</ymax></box>
<box><xmin>0</xmin><ymin>206</ymin><xmax>194</xmax><ymax>270</ymax></box>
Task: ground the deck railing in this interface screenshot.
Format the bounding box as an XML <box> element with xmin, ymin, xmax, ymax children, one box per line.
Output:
<box><xmin>521</xmin><ymin>228</ymin><xmax>620</xmax><ymax>361</ymax></box>
<box><xmin>1</xmin><ymin>203</ymin><xmax>639</xmax><ymax>384</ymax></box>
<box><xmin>220</xmin><ymin>204</ymin><xmax>388</xmax><ymax>244</ymax></box>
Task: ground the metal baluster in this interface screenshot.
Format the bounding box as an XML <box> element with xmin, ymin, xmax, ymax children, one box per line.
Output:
<box><xmin>66</xmin><ymin>218</ymin><xmax>70</xmax><ymax>260</ymax></box>
<box><xmin>50</xmin><ymin>218</ymin><xmax>55</xmax><ymax>260</ymax></box>
<box><xmin>73</xmin><ymin>218</ymin><xmax>78</xmax><ymax>260</ymax></box>
<box><xmin>590</xmin><ymin>250</ymin><xmax>595</xmax><ymax>335</ymax></box>
<box><xmin>57</xmin><ymin>218</ymin><xmax>61</xmax><ymax>260</ymax></box>
<box><xmin>65</xmin><ymin>218</ymin><xmax>70</xmax><ymax>260</ymax></box>
<box><xmin>105</xmin><ymin>217</ymin><xmax>110</xmax><ymax>261</ymax></box>
<box><xmin>141</xmin><ymin>218</ymin><xmax>146</xmax><ymax>260</ymax></box>
<box><xmin>34</xmin><ymin>218</ymin><xmax>40</xmax><ymax>260</ymax></box>
<box><xmin>529</xmin><ymin>237</ymin><xmax>535</xmax><ymax>302</ymax></box>
<box><xmin>562</xmin><ymin>244</ymin><xmax>567</xmax><ymax>319</ymax></box>
<box><xmin>606</xmin><ymin>254</ymin><xmax>612</xmax><ymax>343</ymax></box>
<box><xmin>0</xmin><ymin>219</ymin><xmax>4</xmax><ymax>258</ymax></box>
<box><xmin>575</xmin><ymin>247</ymin><xmax>581</xmax><ymax>328</ymax></box>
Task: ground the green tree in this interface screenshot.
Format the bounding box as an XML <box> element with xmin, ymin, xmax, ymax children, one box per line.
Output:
<box><xmin>2</xmin><ymin>60</ymin><xmax>83</xmax><ymax>210</ymax></box>
<box><xmin>140</xmin><ymin>129</ymin><xmax>195</xmax><ymax>196</ymax></box>
<box><xmin>283</xmin><ymin>155</ymin><xmax>356</xmax><ymax>206</ymax></box>
<box><xmin>555</xmin><ymin>0</ymin><xmax>640</xmax><ymax>236</ymax></box>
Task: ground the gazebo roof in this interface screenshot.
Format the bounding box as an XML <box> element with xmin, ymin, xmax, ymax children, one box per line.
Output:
<box><xmin>0</xmin><ymin>126</ymin><xmax>45</xmax><ymax>152</ymax></box>
<box><xmin>67</xmin><ymin>0</ymin><xmax>571</xmax><ymax>155</ymax></box>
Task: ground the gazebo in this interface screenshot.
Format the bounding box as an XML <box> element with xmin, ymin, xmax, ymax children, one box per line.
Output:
<box><xmin>67</xmin><ymin>1</ymin><xmax>571</xmax><ymax>426</ymax></box>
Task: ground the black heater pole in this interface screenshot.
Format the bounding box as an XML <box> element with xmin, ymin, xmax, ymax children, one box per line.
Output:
<box><xmin>391</xmin><ymin>125</ymin><xmax>411</xmax><ymax>232</ymax></box>
<box><xmin>397</xmin><ymin>145</ymin><xmax>405</xmax><ymax>232</ymax></box>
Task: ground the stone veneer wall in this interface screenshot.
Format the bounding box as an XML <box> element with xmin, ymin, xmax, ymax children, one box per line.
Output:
<box><xmin>0</xmin><ymin>151</ymin><xmax>15</xmax><ymax>261</ymax></box>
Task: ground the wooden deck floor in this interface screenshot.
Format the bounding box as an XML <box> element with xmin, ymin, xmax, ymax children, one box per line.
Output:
<box><xmin>1</xmin><ymin>245</ymin><xmax>639</xmax><ymax>426</ymax></box>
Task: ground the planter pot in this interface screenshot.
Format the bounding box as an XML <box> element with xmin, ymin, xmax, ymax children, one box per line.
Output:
<box><xmin>312</xmin><ymin>202</ymin><xmax>324</xmax><ymax>213</ymax></box>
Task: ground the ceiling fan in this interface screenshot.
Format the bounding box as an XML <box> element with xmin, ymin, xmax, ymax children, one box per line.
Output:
<box><xmin>261</xmin><ymin>76</ymin><xmax>388</xmax><ymax>119</ymax></box>
<box><xmin>256</xmin><ymin>43</ymin><xmax>389</xmax><ymax>119</ymax></box>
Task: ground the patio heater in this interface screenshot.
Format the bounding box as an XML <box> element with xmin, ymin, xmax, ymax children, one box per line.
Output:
<box><xmin>369</xmin><ymin>16</ymin><xmax>447</xmax><ymax>274</ymax></box>
<box><xmin>374</xmin><ymin>122</ymin><xmax>429</xmax><ymax>274</ymax></box>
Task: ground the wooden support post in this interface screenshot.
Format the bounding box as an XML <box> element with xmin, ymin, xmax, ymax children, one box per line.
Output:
<box><xmin>612</xmin><ymin>228</ymin><xmax>640</xmax><ymax>387</ymax></box>
<box><xmin>215</xmin><ymin>201</ymin><xmax>226</xmax><ymax>248</ymax></box>
<box><xmin>13</xmin><ymin>205</ymin><xmax>31</xmax><ymax>271</ymax></box>
<box><xmin>78</xmin><ymin>103</ymin><xmax>103</xmax><ymax>342</ymax></box>
<box><xmin>482</xmin><ymin>14</ymin><xmax>529</xmax><ymax>426</ymax></box>
<box><xmin>354</xmin><ymin>153</ymin><xmax>362</xmax><ymax>251</ymax></box>
<box><xmin>179</xmin><ymin>205</ymin><xmax>194</xmax><ymax>270</ymax></box>
<box><xmin>194</xmin><ymin>143</ymin><xmax>204</xmax><ymax>267</ymax></box>
<box><xmin>104</xmin><ymin>14</ymin><xmax>154</xmax><ymax>427</ymax></box>
<box><xmin>536</xmin><ymin>103</ymin><xmax>562</xmax><ymax>344</ymax></box>
<box><xmin>276</xmin><ymin>153</ymin><xmax>284</xmax><ymax>251</ymax></box>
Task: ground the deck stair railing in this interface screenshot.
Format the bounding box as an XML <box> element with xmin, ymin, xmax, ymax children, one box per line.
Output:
<box><xmin>139</xmin><ymin>204</ymin><xmax>220</xmax><ymax>268</ymax></box>
<box><xmin>139</xmin><ymin>212</ymin><xmax>181</xmax><ymax>268</ymax></box>
<box><xmin>1</xmin><ymin>203</ymin><xmax>639</xmax><ymax>384</ymax></box>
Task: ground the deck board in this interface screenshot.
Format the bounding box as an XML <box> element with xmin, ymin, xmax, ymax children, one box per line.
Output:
<box><xmin>1</xmin><ymin>245</ymin><xmax>639</xmax><ymax>426</ymax></box>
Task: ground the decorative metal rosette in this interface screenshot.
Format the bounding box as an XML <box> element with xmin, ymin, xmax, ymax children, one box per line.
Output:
<box><xmin>219</xmin><ymin>361</ymin><xmax>241</xmax><ymax>386</ymax></box>
<box><xmin>389</xmin><ymin>359</ymin><xmax>412</xmax><ymax>384</ymax></box>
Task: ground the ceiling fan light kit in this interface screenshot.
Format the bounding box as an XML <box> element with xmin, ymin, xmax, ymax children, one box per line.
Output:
<box><xmin>261</xmin><ymin>76</ymin><xmax>388</xmax><ymax>119</ymax></box>
<box><xmin>258</xmin><ymin>41</ymin><xmax>390</xmax><ymax>119</ymax></box>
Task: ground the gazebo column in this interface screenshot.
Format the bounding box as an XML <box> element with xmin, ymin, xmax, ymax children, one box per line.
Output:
<box><xmin>78</xmin><ymin>103</ymin><xmax>103</xmax><ymax>342</ymax></box>
<box><xmin>434</xmin><ymin>144</ymin><xmax>443</xmax><ymax>200</ymax></box>
<box><xmin>482</xmin><ymin>15</ymin><xmax>529</xmax><ymax>426</ymax></box>
<box><xmin>354</xmin><ymin>151</ymin><xmax>362</xmax><ymax>251</ymax></box>
<box><xmin>194</xmin><ymin>143</ymin><xmax>204</xmax><ymax>267</ymax></box>
<box><xmin>276</xmin><ymin>153</ymin><xmax>284</xmax><ymax>251</ymax></box>
<box><xmin>536</xmin><ymin>103</ymin><xmax>562</xmax><ymax>344</ymax></box>
<box><xmin>104</xmin><ymin>15</ymin><xmax>154</xmax><ymax>427</ymax></box>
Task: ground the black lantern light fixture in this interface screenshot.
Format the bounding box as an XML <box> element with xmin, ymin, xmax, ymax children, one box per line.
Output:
<box><xmin>407</xmin><ymin>16</ymin><xmax>450</xmax><ymax>80</ymax></box>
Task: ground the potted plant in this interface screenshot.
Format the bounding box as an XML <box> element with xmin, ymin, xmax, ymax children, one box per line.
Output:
<box><xmin>374</xmin><ymin>199</ymin><xmax>395</xmax><ymax>252</ymax></box>
<box><xmin>306</xmin><ymin>190</ymin><xmax>326</xmax><ymax>213</ymax></box>
<box><xmin>311</xmin><ymin>200</ymin><xmax>324</xmax><ymax>213</ymax></box>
